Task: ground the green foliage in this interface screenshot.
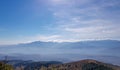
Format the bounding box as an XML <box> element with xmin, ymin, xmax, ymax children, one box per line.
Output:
<box><xmin>40</xmin><ymin>66</ymin><xmax>47</xmax><ymax>70</ymax></box>
<box><xmin>82</xmin><ymin>63</ymin><xmax>114</xmax><ymax>70</ymax></box>
<box><xmin>0</xmin><ymin>62</ymin><xmax>13</xmax><ymax>70</ymax></box>
<box><xmin>49</xmin><ymin>67</ymin><xmax>58</xmax><ymax>70</ymax></box>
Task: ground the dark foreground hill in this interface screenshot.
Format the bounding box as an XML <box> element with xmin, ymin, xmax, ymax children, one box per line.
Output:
<box><xmin>1</xmin><ymin>59</ymin><xmax>120</xmax><ymax>70</ymax></box>
<box><xmin>43</xmin><ymin>59</ymin><xmax>120</xmax><ymax>70</ymax></box>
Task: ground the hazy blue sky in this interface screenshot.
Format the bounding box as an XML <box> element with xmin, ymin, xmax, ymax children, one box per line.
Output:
<box><xmin>0</xmin><ymin>0</ymin><xmax>120</xmax><ymax>45</ymax></box>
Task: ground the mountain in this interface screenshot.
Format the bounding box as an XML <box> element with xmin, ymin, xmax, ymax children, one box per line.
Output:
<box><xmin>1</xmin><ymin>40</ymin><xmax>120</xmax><ymax>48</ymax></box>
<box><xmin>3</xmin><ymin>59</ymin><xmax>120</xmax><ymax>70</ymax></box>
<box><xmin>0</xmin><ymin>60</ymin><xmax>62</xmax><ymax>70</ymax></box>
<box><xmin>23</xmin><ymin>61</ymin><xmax>62</xmax><ymax>70</ymax></box>
<box><xmin>46</xmin><ymin>59</ymin><xmax>120</xmax><ymax>70</ymax></box>
<box><xmin>7</xmin><ymin>60</ymin><xmax>62</xmax><ymax>70</ymax></box>
<box><xmin>20</xmin><ymin>40</ymin><xmax>120</xmax><ymax>48</ymax></box>
<box><xmin>0</xmin><ymin>40</ymin><xmax>120</xmax><ymax>65</ymax></box>
<box><xmin>12</xmin><ymin>59</ymin><xmax>120</xmax><ymax>70</ymax></box>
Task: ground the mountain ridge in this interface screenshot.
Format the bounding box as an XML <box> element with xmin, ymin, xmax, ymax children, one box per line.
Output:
<box><xmin>1</xmin><ymin>40</ymin><xmax>120</xmax><ymax>48</ymax></box>
<box><xmin>0</xmin><ymin>40</ymin><xmax>120</xmax><ymax>46</ymax></box>
<box><xmin>0</xmin><ymin>40</ymin><xmax>120</xmax><ymax>66</ymax></box>
<box><xmin>1</xmin><ymin>59</ymin><xmax>120</xmax><ymax>70</ymax></box>
<box><xmin>46</xmin><ymin>59</ymin><xmax>120</xmax><ymax>70</ymax></box>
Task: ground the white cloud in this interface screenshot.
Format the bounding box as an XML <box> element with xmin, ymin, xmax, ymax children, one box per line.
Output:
<box><xmin>50</xmin><ymin>0</ymin><xmax>67</xmax><ymax>4</ymax></box>
<box><xmin>24</xmin><ymin>0</ymin><xmax>120</xmax><ymax>42</ymax></box>
<box><xmin>0</xmin><ymin>35</ymin><xmax>62</xmax><ymax>45</ymax></box>
<box><xmin>1</xmin><ymin>0</ymin><xmax>120</xmax><ymax>45</ymax></box>
<box><xmin>31</xmin><ymin>35</ymin><xmax>61</xmax><ymax>42</ymax></box>
<box><xmin>49</xmin><ymin>0</ymin><xmax>74</xmax><ymax>6</ymax></box>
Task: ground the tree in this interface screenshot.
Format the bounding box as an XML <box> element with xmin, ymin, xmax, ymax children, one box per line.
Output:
<box><xmin>40</xmin><ymin>66</ymin><xmax>47</xmax><ymax>70</ymax></box>
<box><xmin>0</xmin><ymin>62</ymin><xmax>13</xmax><ymax>70</ymax></box>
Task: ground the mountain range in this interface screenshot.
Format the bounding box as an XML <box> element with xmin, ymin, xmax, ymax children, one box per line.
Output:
<box><xmin>0</xmin><ymin>40</ymin><xmax>120</xmax><ymax>65</ymax></box>
<box><xmin>0</xmin><ymin>40</ymin><xmax>120</xmax><ymax>48</ymax></box>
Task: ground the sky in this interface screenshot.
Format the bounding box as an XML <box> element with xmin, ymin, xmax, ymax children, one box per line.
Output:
<box><xmin>0</xmin><ymin>0</ymin><xmax>120</xmax><ymax>45</ymax></box>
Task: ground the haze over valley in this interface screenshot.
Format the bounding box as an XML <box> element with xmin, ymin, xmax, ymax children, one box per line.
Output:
<box><xmin>0</xmin><ymin>0</ymin><xmax>120</xmax><ymax>70</ymax></box>
<box><xmin>0</xmin><ymin>40</ymin><xmax>120</xmax><ymax>66</ymax></box>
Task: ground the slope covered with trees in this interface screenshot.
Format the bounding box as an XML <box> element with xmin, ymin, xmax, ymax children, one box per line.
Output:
<box><xmin>0</xmin><ymin>61</ymin><xmax>13</xmax><ymax>70</ymax></box>
<box><xmin>1</xmin><ymin>59</ymin><xmax>120</xmax><ymax>70</ymax></box>
<box><xmin>44</xmin><ymin>59</ymin><xmax>120</xmax><ymax>70</ymax></box>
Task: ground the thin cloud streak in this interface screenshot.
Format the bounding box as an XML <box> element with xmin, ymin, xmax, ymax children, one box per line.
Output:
<box><xmin>0</xmin><ymin>0</ymin><xmax>120</xmax><ymax>44</ymax></box>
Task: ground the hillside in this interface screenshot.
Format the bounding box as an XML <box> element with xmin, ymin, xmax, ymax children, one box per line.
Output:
<box><xmin>1</xmin><ymin>59</ymin><xmax>120</xmax><ymax>70</ymax></box>
<box><xmin>0</xmin><ymin>61</ymin><xmax>13</xmax><ymax>70</ymax></box>
<box><xmin>45</xmin><ymin>59</ymin><xmax>120</xmax><ymax>70</ymax></box>
<box><xmin>4</xmin><ymin>60</ymin><xmax>62</xmax><ymax>70</ymax></box>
